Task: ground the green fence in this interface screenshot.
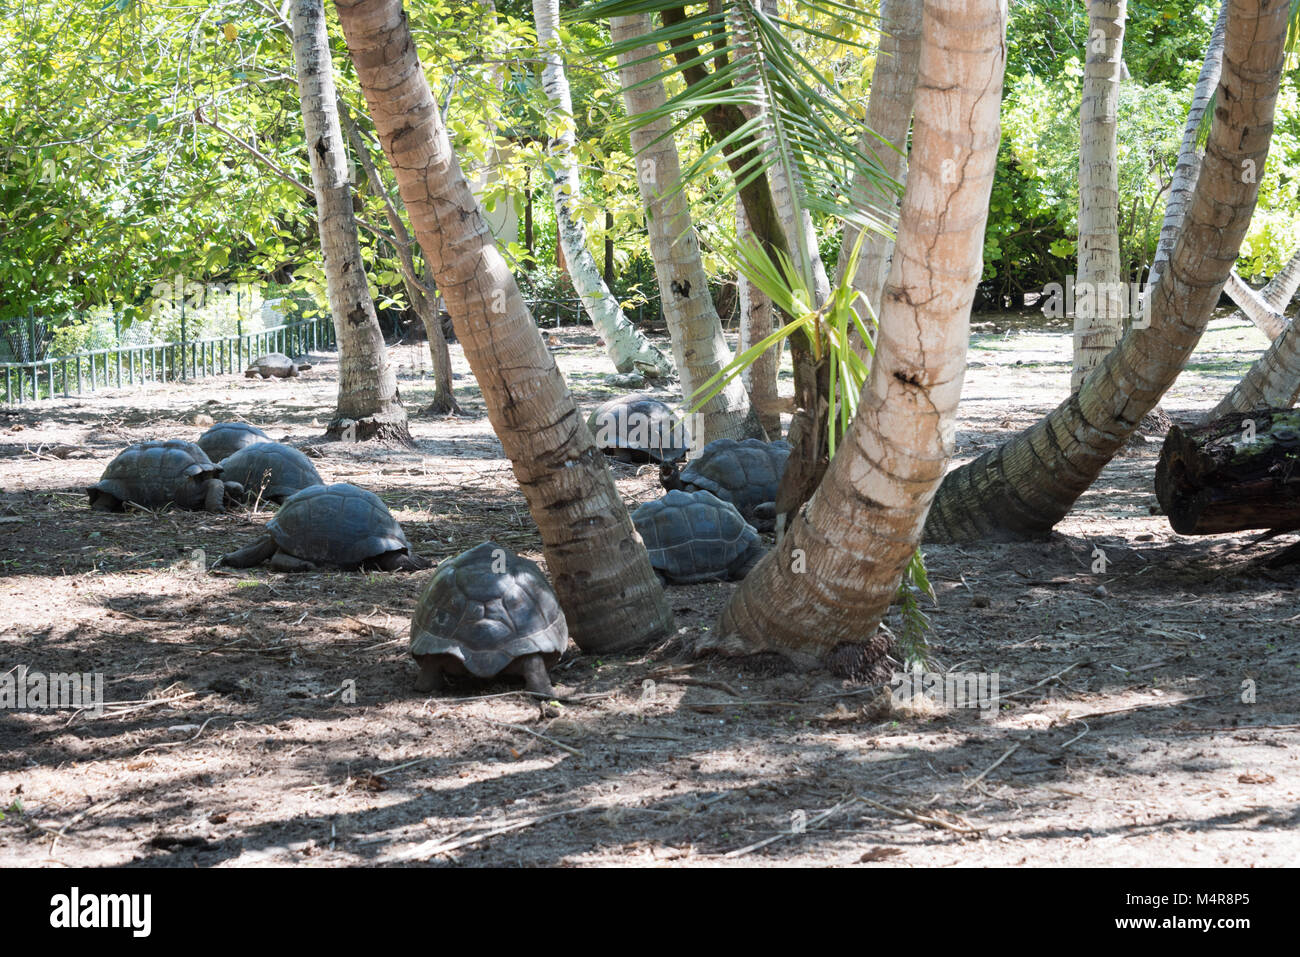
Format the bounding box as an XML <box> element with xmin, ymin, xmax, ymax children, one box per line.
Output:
<box><xmin>1</xmin><ymin>317</ymin><xmax>335</xmax><ymax>405</ymax></box>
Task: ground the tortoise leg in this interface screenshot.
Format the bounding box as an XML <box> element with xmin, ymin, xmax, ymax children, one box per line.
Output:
<box><xmin>414</xmin><ymin>657</ymin><xmax>444</xmax><ymax>693</ymax></box>
<box><xmin>731</xmin><ymin>543</ymin><xmax>767</xmax><ymax>581</ymax></box>
<box><xmin>268</xmin><ymin>550</ymin><xmax>317</xmax><ymax>572</ymax></box>
<box><xmin>750</xmin><ymin>503</ymin><xmax>777</xmax><ymax>532</ymax></box>
<box><xmin>216</xmin><ymin>536</ymin><xmax>277</xmax><ymax>568</ymax></box>
<box><xmin>224</xmin><ymin>481</ymin><xmax>245</xmax><ymax>503</ymax></box>
<box><xmin>519</xmin><ymin>654</ymin><xmax>556</xmax><ymax>698</ymax></box>
<box><xmin>89</xmin><ymin>491</ymin><xmax>120</xmax><ymax>512</ymax></box>
<box><xmin>202</xmin><ymin>479</ymin><xmax>226</xmax><ymax>513</ymax></box>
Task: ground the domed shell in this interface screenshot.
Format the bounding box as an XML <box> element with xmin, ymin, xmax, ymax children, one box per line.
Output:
<box><xmin>268</xmin><ymin>483</ymin><xmax>410</xmax><ymax>566</ymax></box>
<box><xmin>197</xmin><ymin>422</ymin><xmax>270</xmax><ymax>462</ymax></box>
<box><xmin>410</xmin><ymin>542</ymin><xmax>569</xmax><ymax>678</ymax></box>
<box><xmin>587</xmin><ymin>394</ymin><xmax>689</xmax><ymax>462</ymax></box>
<box><xmin>88</xmin><ymin>440</ymin><xmax>220</xmax><ymax>509</ymax></box>
<box><xmin>220</xmin><ymin>442</ymin><xmax>324</xmax><ymax>502</ymax></box>
<box><xmin>678</xmin><ymin>438</ymin><xmax>791</xmax><ymax>515</ymax></box>
<box><xmin>632</xmin><ymin>489</ymin><xmax>760</xmax><ymax>583</ymax></box>
<box><xmin>248</xmin><ymin>353</ymin><xmax>296</xmax><ymax>375</ymax></box>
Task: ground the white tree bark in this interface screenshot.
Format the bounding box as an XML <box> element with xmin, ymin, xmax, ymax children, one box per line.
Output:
<box><xmin>290</xmin><ymin>0</ymin><xmax>407</xmax><ymax>441</ymax></box>
<box><xmin>1222</xmin><ymin>246</ymin><xmax>1300</xmax><ymax>341</ymax></box>
<box><xmin>840</xmin><ymin>0</ymin><xmax>923</xmax><ymax>338</ymax></box>
<box><xmin>611</xmin><ymin>13</ymin><xmax>762</xmax><ymax>446</ymax></box>
<box><xmin>737</xmin><ymin>196</ymin><xmax>782</xmax><ymax>437</ymax></box>
<box><xmin>1072</xmin><ymin>0</ymin><xmax>1127</xmax><ymax>392</ymax></box>
<box><xmin>1211</xmin><ymin>247</ymin><xmax>1300</xmax><ymax>417</ymax></box>
<box><xmin>533</xmin><ymin>0</ymin><xmax>673</xmax><ymax>377</ymax></box>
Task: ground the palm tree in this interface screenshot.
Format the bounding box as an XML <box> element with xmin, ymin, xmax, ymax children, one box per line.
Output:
<box><xmin>611</xmin><ymin>12</ymin><xmax>764</xmax><ymax>445</ymax></box>
<box><xmin>1072</xmin><ymin>0</ymin><xmax>1127</xmax><ymax>392</ymax></box>
<box><xmin>707</xmin><ymin>0</ymin><xmax>1007</xmax><ymax>672</ymax></box>
<box><xmin>924</xmin><ymin>0</ymin><xmax>1290</xmax><ymax>543</ymax></box>
<box><xmin>334</xmin><ymin>0</ymin><xmax>673</xmax><ymax>652</ymax></box>
<box><xmin>1210</xmin><ymin>248</ymin><xmax>1300</xmax><ymax>417</ymax></box>
<box><xmin>532</xmin><ymin>0</ymin><xmax>674</xmax><ymax>378</ymax></box>
<box><xmin>1221</xmin><ymin>246</ymin><xmax>1300</xmax><ymax>341</ymax></box>
<box><xmin>737</xmin><ymin>196</ymin><xmax>783</xmax><ymax>437</ymax></box>
<box><xmin>290</xmin><ymin>0</ymin><xmax>409</xmax><ymax>443</ymax></box>
<box><xmin>840</xmin><ymin>0</ymin><xmax>922</xmax><ymax>341</ymax></box>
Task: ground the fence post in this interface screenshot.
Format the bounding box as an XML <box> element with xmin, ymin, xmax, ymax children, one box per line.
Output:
<box><xmin>179</xmin><ymin>296</ymin><xmax>187</xmax><ymax>379</ymax></box>
<box><xmin>27</xmin><ymin>306</ymin><xmax>36</xmax><ymax>362</ymax></box>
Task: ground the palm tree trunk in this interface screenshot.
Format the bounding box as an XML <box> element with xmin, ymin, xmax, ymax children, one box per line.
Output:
<box><xmin>1144</xmin><ymin>0</ymin><xmax>1229</xmax><ymax>301</ymax></box>
<box><xmin>334</xmin><ymin>0</ymin><xmax>673</xmax><ymax>651</ymax></box>
<box><xmin>340</xmin><ymin>104</ymin><xmax>461</xmax><ymax>415</ymax></box>
<box><xmin>737</xmin><ymin>197</ymin><xmax>783</xmax><ymax>438</ymax></box>
<box><xmin>532</xmin><ymin>0</ymin><xmax>673</xmax><ymax>378</ymax></box>
<box><xmin>291</xmin><ymin>0</ymin><xmax>409</xmax><ymax>443</ymax></box>
<box><xmin>611</xmin><ymin>13</ymin><xmax>763</xmax><ymax>446</ymax></box>
<box><xmin>840</xmin><ymin>0</ymin><xmax>922</xmax><ymax>339</ymax></box>
<box><xmin>709</xmin><ymin>0</ymin><xmax>1007</xmax><ymax>673</ymax></box>
<box><xmin>925</xmin><ymin>0</ymin><xmax>1288</xmax><ymax>544</ymax></box>
<box><xmin>1072</xmin><ymin>0</ymin><xmax>1127</xmax><ymax>392</ymax></box>
<box><xmin>1221</xmin><ymin>245</ymin><xmax>1300</xmax><ymax>341</ymax></box>
<box><xmin>1210</xmin><ymin>246</ymin><xmax>1300</xmax><ymax>417</ymax></box>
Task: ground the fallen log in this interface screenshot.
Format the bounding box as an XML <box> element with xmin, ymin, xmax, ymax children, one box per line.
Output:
<box><xmin>1155</xmin><ymin>408</ymin><xmax>1300</xmax><ymax>535</ymax></box>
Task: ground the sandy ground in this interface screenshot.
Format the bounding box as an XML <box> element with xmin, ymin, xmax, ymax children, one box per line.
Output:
<box><xmin>0</xmin><ymin>312</ymin><xmax>1297</xmax><ymax>867</ymax></box>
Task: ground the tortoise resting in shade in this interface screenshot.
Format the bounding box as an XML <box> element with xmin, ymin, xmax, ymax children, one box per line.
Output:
<box><xmin>216</xmin><ymin>483</ymin><xmax>427</xmax><ymax>571</ymax></box>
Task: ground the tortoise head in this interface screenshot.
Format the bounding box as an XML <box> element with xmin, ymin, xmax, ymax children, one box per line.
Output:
<box><xmin>659</xmin><ymin>461</ymin><xmax>683</xmax><ymax>491</ymax></box>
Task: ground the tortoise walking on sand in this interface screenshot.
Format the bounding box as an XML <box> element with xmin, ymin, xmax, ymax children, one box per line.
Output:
<box><xmin>633</xmin><ymin>489</ymin><xmax>765</xmax><ymax>584</ymax></box>
<box><xmin>409</xmin><ymin>542</ymin><xmax>568</xmax><ymax>696</ymax></box>
<box><xmin>219</xmin><ymin>442</ymin><xmax>324</xmax><ymax>503</ymax></box>
<box><xmin>661</xmin><ymin>437</ymin><xmax>791</xmax><ymax>531</ymax></box>
<box><xmin>88</xmin><ymin>441</ymin><xmax>243</xmax><ymax>513</ymax></box>
<box><xmin>587</xmin><ymin>394</ymin><xmax>689</xmax><ymax>463</ymax></box>
<box><xmin>197</xmin><ymin>421</ymin><xmax>270</xmax><ymax>462</ymax></box>
<box><xmin>216</xmin><ymin>483</ymin><xmax>427</xmax><ymax>571</ymax></box>
<box><xmin>245</xmin><ymin>353</ymin><xmax>312</xmax><ymax>379</ymax></box>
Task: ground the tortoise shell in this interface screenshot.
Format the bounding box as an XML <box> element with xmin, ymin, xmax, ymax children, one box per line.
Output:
<box><xmin>268</xmin><ymin>483</ymin><xmax>411</xmax><ymax>566</ymax></box>
<box><xmin>220</xmin><ymin>442</ymin><xmax>324</xmax><ymax>503</ymax></box>
<box><xmin>587</xmin><ymin>393</ymin><xmax>689</xmax><ymax>463</ymax></box>
<box><xmin>674</xmin><ymin>438</ymin><xmax>791</xmax><ymax>521</ymax></box>
<box><xmin>632</xmin><ymin>489</ymin><xmax>762</xmax><ymax>583</ymax></box>
<box><xmin>87</xmin><ymin>440</ymin><xmax>222</xmax><ymax>510</ymax></box>
<box><xmin>246</xmin><ymin>353</ymin><xmax>298</xmax><ymax>378</ymax></box>
<box><xmin>409</xmin><ymin>542</ymin><xmax>568</xmax><ymax>679</ymax></box>
<box><xmin>197</xmin><ymin>422</ymin><xmax>271</xmax><ymax>462</ymax></box>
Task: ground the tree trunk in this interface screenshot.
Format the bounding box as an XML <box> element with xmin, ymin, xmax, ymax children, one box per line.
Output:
<box><xmin>335</xmin><ymin>0</ymin><xmax>673</xmax><ymax>652</ymax></box>
<box><xmin>340</xmin><ymin>103</ymin><xmax>461</xmax><ymax>415</ymax></box>
<box><xmin>840</xmin><ymin>0</ymin><xmax>922</xmax><ymax>347</ymax></box>
<box><xmin>1156</xmin><ymin>408</ymin><xmax>1300</xmax><ymax>534</ymax></box>
<box><xmin>532</xmin><ymin>0</ymin><xmax>673</xmax><ymax>378</ymax></box>
<box><xmin>924</xmin><ymin>0</ymin><xmax>1288</xmax><ymax>544</ymax></box>
<box><xmin>709</xmin><ymin>0</ymin><xmax>1006</xmax><ymax>674</ymax></box>
<box><xmin>611</xmin><ymin>12</ymin><xmax>763</xmax><ymax>447</ymax></box>
<box><xmin>1072</xmin><ymin>0</ymin><xmax>1127</xmax><ymax>392</ymax></box>
<box><xmin>291</xmin><ymin>0</ymin><xmax>409</xmax><ymax>443</ymax></box>
<box><xmin>1144</xmin><ymin>0</ymin><xmax>1229</xmax><ymax>301</ymax></box>
<box><xmin>737</xmin><ymin>197</ymin><xmax>783</xmax><ymax>438</ymax></box>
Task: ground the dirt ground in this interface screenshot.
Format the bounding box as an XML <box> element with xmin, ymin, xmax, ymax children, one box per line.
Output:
<box><xmin>1</xmin><ymin>312</ymin><xmax>1297</xmax><ymax>867</ymax></box>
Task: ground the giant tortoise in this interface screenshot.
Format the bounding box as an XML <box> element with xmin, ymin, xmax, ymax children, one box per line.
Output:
<box><xmin>632</xmin><ymin>489</ymin><xmax>765</xmax><ymax>584</ymax></box>
<box><xmin>661</xmin><ymin>437</ymin><xmax>791</xmax><ymax>531</ymax></box>
<box><xmin>409</xmin><ymin>542</ymin><xmax>568</xmax><ymax>697</ymax></box>
<box><xmin>219</xmin><ymin>442</ymin><xmax>324</xmax><ymax>504</ymax></box>
<box><xmin>587</xmin><ymin>394</ymin><xmax>689</xmax><ymax>464</ymax></box>
<box><xmin>216</xmin><ymin>483</ymin><xmax>426</xmax><ymax>571</ymax></box>
<box><xmin>245</xmin><ymin>353</ymin><xmax>312</xmax><ymax>379</ymax></box>
<box><xmin>87</xmin><ymin>441</ymin><xmax>242</xmax><ymax>513</ymax></box>
<box><xmin>197</xmin><ymin>421</ymin><xmax>271</xmax><ymax>462</ymax></box>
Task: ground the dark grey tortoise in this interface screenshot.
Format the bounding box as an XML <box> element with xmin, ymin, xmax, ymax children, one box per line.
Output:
<box><xmin>245</xmin><ymin>353</ymin><xmax>312</xmax><ymax>379</ymax></box>
<box><xmin>409</xmin><ymin>541</ymin><xmax>569</xmax><ymax>697</ymax></box>
<box><xmin>219</xmin><ymin>442</ymin><xmax>324</xmax><ymax>504</ymax></box>
<box><xmin>216</xmin><ymin>483</ymin><xmax>427</xmax><ymax>571</ymax></box>
<box><xmin>587</xmin><ymin>393</ymin><xmax>689</xmax><ymax>464</ymax></box>
<box><xmin>87</xmin><ymin>440</ymin><xmax>243</xmax><ymax>513</ymax></box>
<box><xmin>197</xmin><ymin>421</ymin><xmax>271</xmax><ymax>462</ymax></box>
<box><xmin>661</xmin><ymin>438</ymin><xmax>791</xmax><ymax>531</ymax></box>
<box><xmin>632</xmin><ymin>489</ymin><xmax>765</xmax><ymax>584</ymax></box>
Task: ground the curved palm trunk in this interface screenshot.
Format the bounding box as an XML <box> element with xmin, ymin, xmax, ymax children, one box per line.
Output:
<box><xmin>335</xmin><ymin>0</ymin><xmax>672</xmax><ymax>652</ymax></box>
<box><xmin>532</xmin><ymin>0</ymin><xmax>673</xmax><ymax>378</ymax></box>
<box><xmin>1144</xmin><ymin>0</ymin><xmax>1229</xmax><ymax>301</ymax></box>
<box><xmin>925</xmin><ymin>0</ymin><xmax>1288</xmax><ymax>544</ymax></box>
<box><xmin>1072</xmin><ymin>0</ymin><xmax>1127</xmax><ymax>392</ymax></box>
<box><xmin>1210</xmin><ymin>247</ymin><xmax>1300</xmax><ymax>417</ymax></box>
<box><xmin>611</xmin><ymin>13</ymin><xmax>762</xmax><ymax>446</ymax></box>
<box><xmin>290</xmin><ymin>0</ymin><xmax>409</xmax><ymax>443</ymax></box>
<box><xmin>840</xmin><ymin>0</ymin><xmax>922</xmax><ymax>340</ymax></box>
<box><xmin>1222</xmin><ymin>245</ymin><xmax>1300</xmax><ymax>341</ymax></box>
<box><xmin>709</xmin><ymin>0</ymin><xmax>1007</xmax><ymax>672</ymax></box>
